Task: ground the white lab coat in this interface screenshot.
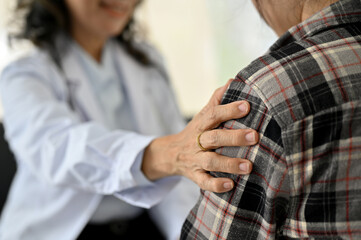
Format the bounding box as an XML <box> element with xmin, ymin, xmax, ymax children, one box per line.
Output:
<box><xmin>0</xmin><ymin>38</ymin><xmax>199</xmax><ymax>240</ymax></box>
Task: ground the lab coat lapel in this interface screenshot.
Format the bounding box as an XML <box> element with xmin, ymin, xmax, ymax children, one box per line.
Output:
<box><xmin>61</xmin><ymin>50</ymin><xmax>107</xmax><ymax>124</ymax></box>
<box><xmin>114</xmin><ymin>45</ymin><xmax>159</xmax><ymax>135</ymax></box>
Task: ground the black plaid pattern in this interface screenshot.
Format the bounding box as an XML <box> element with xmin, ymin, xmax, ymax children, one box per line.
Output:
<box><xmin>181</xmin><ymin>0</ymin><xmax>361</xmax><ymax>239</ymax></box>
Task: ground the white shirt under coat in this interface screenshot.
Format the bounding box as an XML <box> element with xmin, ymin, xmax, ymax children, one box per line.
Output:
<box><xmin>0</xmin><ymin>36</ymin><xmax>199</xmax><ymax>240</ymax></box>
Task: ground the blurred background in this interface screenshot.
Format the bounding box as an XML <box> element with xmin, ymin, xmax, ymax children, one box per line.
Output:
<box><xmin>0</xmin><ymin>0</ymin><xmax>276</xmax><ymax>119</ymax></box>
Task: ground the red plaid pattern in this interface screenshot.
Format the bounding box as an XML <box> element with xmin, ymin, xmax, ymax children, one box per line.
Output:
<box><xmin>181</xmin><ymin>0</ymin><xmax>361</xmax><ymax>239</ymax></box>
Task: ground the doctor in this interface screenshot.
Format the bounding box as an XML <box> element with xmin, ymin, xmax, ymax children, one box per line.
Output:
<box><xmin>0</xmin><ymin>0</ymin><xmax>258</xmax><ymax>239</ymax></box>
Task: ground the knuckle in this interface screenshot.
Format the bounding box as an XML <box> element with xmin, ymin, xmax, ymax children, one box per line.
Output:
<box><xmin>203</xmin><ymin>152</ymin><xmax>217</xmax><ymax>169</ymax></box>
<box><xmin>195</xmin><ymin>106</ymin><xmax>209</xmax><ymax>123</ymax></box>
<box><xmin>204</xmin><ymin>152</ymin><xmax>216</xmax><ymax>161</ymax></box>
<box><xmin>199</xmin><ymin>177</ymin><xmax>211</xmax><ymax>191</ymax></box>
<box><xmin>231</xmin><ymin>138</ymin><xmax>240</xmax><ymax>146</ymax></box>
<box><xmin>202</xmin><ymin>158</ymin><xmax>213</xmax><ymax>171</ymax></box>
<box><xmin>208</xmin><ymin>131</ymin><xmax>219</xmax><ymax>147</ymax></box>
<box><xmin>224</xmin><ymin>159</ymin><xmax>235</xmax><ymax>171</ymax></box>
<box><xmin>222</xmin><ymin>102</ymin><xmax>233</xmax><ymax>112</ymax></box>
<box><xmin>198</xmin><ymin>179</ymin><xmax>206</xmax><ymax>190</ymax></box>
<box><xmin>207</xmin><ymin>179</ymin><xmax>217</xmax><ymax>192</ymax></box>
<box><xmin>198</xmin><ymin>107</ymin><xmax>207</xmax><ymax>117</ymax></box>
<box><xmin>176</xmin><ymin>152</ymin><xmax>186</xmax><ymax>164</ymax></box>
<box><xmin>195</xmin><ymin>124</ymin><xmax>204</xmax><ymax>134</ymax></box>
<box><xmin>211</xmin><ymin>180</ymin><xmax>223</xmax><ymax>193</ymax></box>
<box><xmin>232</xmin><ymin>131</ymin><xmax>243</xmax><ymax>145</ymax></box>
<box><xmin>208</xmin><ymin>108</ymin><xmax>218</xmax><ymax>122</ymax></box>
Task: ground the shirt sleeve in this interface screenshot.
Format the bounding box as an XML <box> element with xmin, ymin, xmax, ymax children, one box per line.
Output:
<box><xmin>0</xmin><ymin>58</ymin><xmax>178</xmax><ymax>208</ymax></box>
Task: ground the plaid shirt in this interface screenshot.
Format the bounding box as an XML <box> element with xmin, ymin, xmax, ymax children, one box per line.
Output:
<box><xmin>181</xmin><ymin>0</ymin><xmax>361</xmax><ymax>239</ymax></box>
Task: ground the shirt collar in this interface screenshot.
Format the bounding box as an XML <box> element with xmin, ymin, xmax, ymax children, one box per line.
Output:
<box><xmin>270</xmin><ymin>0</ymin><xmax>361</xmax><ymax>51</ymax></box>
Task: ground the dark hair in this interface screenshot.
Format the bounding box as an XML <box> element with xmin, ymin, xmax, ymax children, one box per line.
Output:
<box><xmin>12</xmin><ymin>0</ymin><xmax>152</xmax><ymax>67</ymax></box>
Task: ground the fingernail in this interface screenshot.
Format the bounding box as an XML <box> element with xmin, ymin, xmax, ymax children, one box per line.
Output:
<box><xmin>245</xmin><ymin>132</ymin><xmax>256</xmax><ymax>142</ymax></box>
<box><xmin>239</xmin><ymin>163</ymin><xmax>250</xmax><ymax>172</ymax></box>
<box><xmin>223</xmin><ymin>182</ymin><xmax>233</xmax><ymax>189</ymax></box>
<box><xmin>238</xmin><ymin>103</ymin><xmax>248</xmax><ymax>113</ymax></box>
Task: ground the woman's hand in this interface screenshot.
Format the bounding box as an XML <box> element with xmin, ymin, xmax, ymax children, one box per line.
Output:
<box><xmin>142</xmin><ymin>79</ymin><xmax>259</xmax><ymax>193</ymax></box>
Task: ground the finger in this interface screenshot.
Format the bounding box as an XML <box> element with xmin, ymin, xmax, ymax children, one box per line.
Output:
<box><xmin>193</xmin><ymin>171</ymin><xmax>235</xmax><ymax>193</ymax></box>
<box><xmin>199</xmin><ymin>129</ymin><xmax>259</xmax><ymax>149</ymax></box>
<box><xmin>207</xmin><ymin>79</ymin><xmax>234</xmax><ymax>107</ymax></box>
<box><xmin>199</xmin><ymin>100</ymin><xmax>251</xmax><ymax>130</ymax></box>
<box><xmin>200</xmin><ymin>152</ymin><xmax>252</xmax><ymax>175</ymax></box>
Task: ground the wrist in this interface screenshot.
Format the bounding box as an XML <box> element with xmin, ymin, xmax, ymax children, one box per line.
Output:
<box><xmin>142</xmin><ymin>134</ymin><xmax>178</xmax><ymax>181</ymax></box>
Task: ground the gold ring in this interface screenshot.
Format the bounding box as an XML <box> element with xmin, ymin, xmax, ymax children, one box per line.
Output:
<box><xmin>197</xmin><ymin>132</ymin><xmax>208</xmax><ymax>151</ymax></box>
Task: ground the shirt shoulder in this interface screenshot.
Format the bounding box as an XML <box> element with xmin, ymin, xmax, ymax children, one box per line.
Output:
<box><xmin>230</xmin><ymin>31</ymin><xmax>361</xmax><ymax>129</ymax></box>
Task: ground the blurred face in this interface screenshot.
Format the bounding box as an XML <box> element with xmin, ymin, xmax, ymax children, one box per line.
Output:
<box><xmin>65</xmin><ymin>0</ymin><xmax>139</xmax><ymax>40</ymax></box>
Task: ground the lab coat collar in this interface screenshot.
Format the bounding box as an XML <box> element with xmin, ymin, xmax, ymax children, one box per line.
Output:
<box><xmin>112</xmin><ymin>41</ymin><xmax>163</xmax><ymax>135</ymax></box>
<box><xmin>60</xmin><ymin>37</ymin><xmax>107</xmax><ymax>124</ymax></box>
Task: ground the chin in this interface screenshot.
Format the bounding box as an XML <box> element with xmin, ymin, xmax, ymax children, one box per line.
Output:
<box><xmin>99</xmin><ymin>25</ymin><xmax>126</xmax><ymax>38</ymax></box>
<box><xmin>109</xmin><ymin>21</ymin><xmax>128</xmax><ymax>33</ymax></box>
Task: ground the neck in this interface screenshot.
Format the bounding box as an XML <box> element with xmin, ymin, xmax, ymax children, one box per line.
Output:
<box><xmin>301</xmin><ymin>0</ymin><xmax>340</xmax><ymax>22</ymax></box>
<box><xmin>71</xmin><ymin>25</ymin><xmax>106</xmax><ymax>62</ymax></box>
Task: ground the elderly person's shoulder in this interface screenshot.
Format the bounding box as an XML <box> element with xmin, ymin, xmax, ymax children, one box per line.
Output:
<box><xmin>227</xmin><ymin>24</ymin><xmax>361</xmax><ymax>129</ymax></box>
